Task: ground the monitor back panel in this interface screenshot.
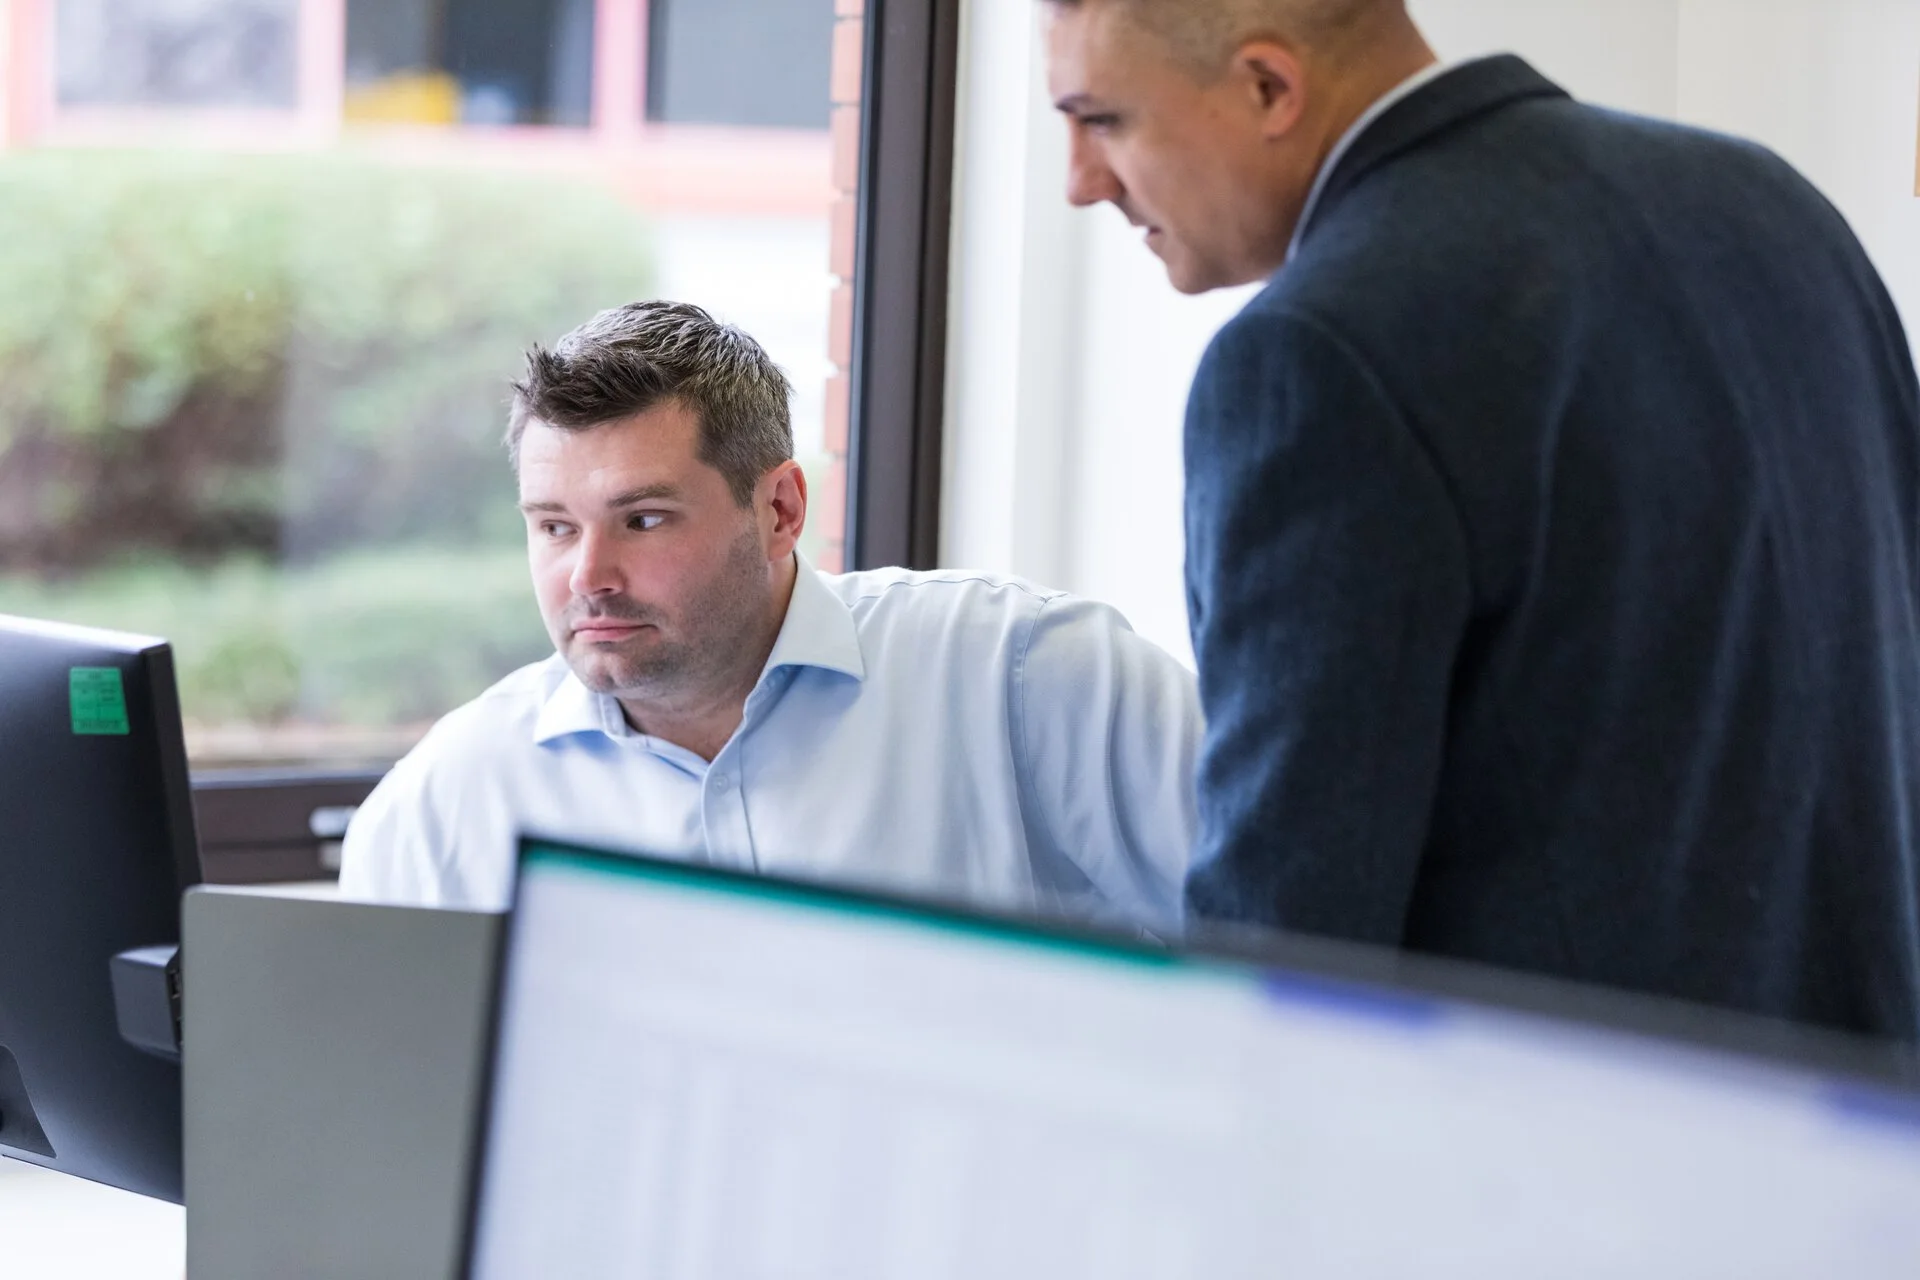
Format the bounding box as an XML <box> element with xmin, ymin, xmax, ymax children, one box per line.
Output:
<box><xmin>0</xmin><ymin>619</ymin><xmax>198</xmax><ymax>1202</ymax></box>
<box><xmin>184</xmin><ymin>887</ymin><xmax>501</xmax><ymax>1280</ymax></box>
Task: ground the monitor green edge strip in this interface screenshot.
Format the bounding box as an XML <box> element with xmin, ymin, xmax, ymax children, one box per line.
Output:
<box><xmin>522</xmin><ymin>842</ymin><xmax>1192</xmax><ymax>976</ymax></box>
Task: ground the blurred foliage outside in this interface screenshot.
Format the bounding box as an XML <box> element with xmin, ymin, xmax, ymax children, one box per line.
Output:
<box><xmin>0</xmin><ymin>148</ymin><xmax>660</xmax><ymax>762</ymax></box>
<box><xmin>0</xmin><ymin>548</ymin><xmax>550</xmax><ymax>763</ymax></box>
<box><xmin>0</xmin><ymin>148</ymin><xmax>656</xmax><ymax>569</ymax></box>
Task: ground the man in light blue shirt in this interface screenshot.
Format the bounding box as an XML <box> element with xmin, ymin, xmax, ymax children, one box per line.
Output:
<box><xmin>339</xmin><ymin>301</ymin><xmax>1200</xmax><ymax>933</ymax></box>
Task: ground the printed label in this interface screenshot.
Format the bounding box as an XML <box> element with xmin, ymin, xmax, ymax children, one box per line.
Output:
<box><xmin>70</xmin><ymin>667</ymin><xmax>131</xmax><ymax>736</ymax></box>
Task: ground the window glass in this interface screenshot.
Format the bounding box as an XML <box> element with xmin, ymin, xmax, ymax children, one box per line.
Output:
<box><xmin>55</xmin><ymin>0</ymin><xmax>299</xmax><ymax>109</ymax></box>
<box><xmin>345</xmin><ymin>0</ymin><xmax>595</xmax><ymax>128</ymax></box>
<box><xmin>646</xmin><ymin>0</ymin><xmax>835</xmax><ymax>129</ymax></box>
<box><xmin>2</xmin><ymin>0</ymin><xmax>863</xmax><ymax>768</ymax></box>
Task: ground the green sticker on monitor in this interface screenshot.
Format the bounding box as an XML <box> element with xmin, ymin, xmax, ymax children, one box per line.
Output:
<box><xmin>70</xmin><ymin>667</ymin><xmax>131</xmax><ymax>736</ymax></box>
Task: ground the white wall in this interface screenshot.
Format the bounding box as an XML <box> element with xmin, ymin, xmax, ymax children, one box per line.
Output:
<box><xmin>1410</xmin><ymin>0</ymin><xmax>1681</xmax><ymax>115</ymax></box>
<box><xmin>1674</xmin><ymin>1</ymin><xmax>1920</xmax><ymax>341</ymax></box>
<box><xmin>941</xmin><ymin>0</ymin><xmax>1084</xmax><ymax>586</ymax></box>
<box><xmin>941</xmin><ymin>0</ymin><xmax>1920</xmax><ymax>666</ymax></box>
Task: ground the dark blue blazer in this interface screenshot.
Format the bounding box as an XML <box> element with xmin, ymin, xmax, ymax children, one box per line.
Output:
<box><xmin>1183</xmin><ymin>55</ymin><xmax>1920</xmax><ymax>1042</ymax></box>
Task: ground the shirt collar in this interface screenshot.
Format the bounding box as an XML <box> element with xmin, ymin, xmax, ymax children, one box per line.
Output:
<box><xmin>532</xmin><ymin>660</ymin><xmax>626</xmax><ymax>745</ymax></box>
<box><xmin>1286</xmin><ymin>58</ymin><xmax>1458</xmax><ymax>264</ymax></box>
<box><xmin>531</xmin><ymin>553</ymin><xmax>864</xmax><ymax>746</ymax></box>
<box><xmin>761</xmin><ymin>551</ymin><xmax>866</xmax><ymax>683</ymax></box>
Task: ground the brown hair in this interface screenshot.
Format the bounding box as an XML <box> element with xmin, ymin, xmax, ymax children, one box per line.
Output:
<box><xmin>1044</xmin><ymin>0</ymin><xmax>1401</xmax><ymax>75</ymax></box>
<box><xmin>507</xmin><ymin>300</ymin><xmax>794</xmax><ymax>506</ymax></box>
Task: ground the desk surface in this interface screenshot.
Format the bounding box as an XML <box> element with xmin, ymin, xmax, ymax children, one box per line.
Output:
<box><xmin>1</xmin><ymin>1157</ymin><xmax>184</xmax><ymax>1279</ymax></box>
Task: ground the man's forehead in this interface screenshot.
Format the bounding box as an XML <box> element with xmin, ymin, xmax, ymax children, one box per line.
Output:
<box><xmin>1046</xmin><ymin>1</ymin><xmax>1108</xmax><ymax>66</ymax></box>
<box><xmin>1047</xmin><ymin>1</ymin><xmax>1167</xmax><ymax>98</ymax></box>
<box><xmin>516</xmin><ymin>415</ymin><xmax>696</xmax><ymax>496</ymax></box>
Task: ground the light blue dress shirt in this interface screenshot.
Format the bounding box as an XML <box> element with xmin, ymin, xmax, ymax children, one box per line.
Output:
<box><xmin>338</xmin><ymin>558</ymin><xmax>1201</xmax><ymax>934</ymax></box>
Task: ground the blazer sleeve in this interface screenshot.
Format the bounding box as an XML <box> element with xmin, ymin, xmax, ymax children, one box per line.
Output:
<box><xmin>1182</xmin><ymin>306</ymin><xmax>1472</xmax><ymax>943</ymax></box>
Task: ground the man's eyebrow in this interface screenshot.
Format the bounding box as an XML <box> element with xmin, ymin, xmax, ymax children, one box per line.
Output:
<box><xmin>517</xmin><ymin>485</ymin><xmax>679</xmax><ymax>517</ymax></box>
<box><xmin>606</xmin><ymin>483</ymin><xmax>680</xmax><ymax>508</ymax></box>
<box><xmin>1054</xmin><ymin>92</ymin><xmax>1096</xmax><ymax>115</ymax></box>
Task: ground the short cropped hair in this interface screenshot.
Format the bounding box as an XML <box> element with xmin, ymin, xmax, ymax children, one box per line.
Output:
<box><xmin>1045</xmin><ymin>0</ymin><xmax>1399</xmax><ymax>76</ymax></box>
<box><xmin>507</xmin><ymin>301</ymin><xmax>794</xmax><ymax>506</ymax></box>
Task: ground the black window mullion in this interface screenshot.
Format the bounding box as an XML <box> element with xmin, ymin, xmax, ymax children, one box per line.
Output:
<box><xmin>845</xmin><ymin>0</ymin><xmax>962</xmax><ymax>572</ymax></box>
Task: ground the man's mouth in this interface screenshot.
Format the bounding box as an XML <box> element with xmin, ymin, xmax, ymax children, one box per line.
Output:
<box><xmin>572</xmin><ymin>620</ymin><xmax>651</xmax><ymax>642</ymax></box>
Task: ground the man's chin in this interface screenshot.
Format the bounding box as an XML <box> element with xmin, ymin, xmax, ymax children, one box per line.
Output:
<box><xmin>1157</xmin><ymin>248</ymin><xmax>1212</xmax><ymax>295</ymax></box>
<box><xmin>1165</xmin><ymin>267</ymin><xmax>1216</xmax><ymax>296</ymax></box>
<box><xmin>1164</xmin><ymin>256</ymin><xmax>1254</xmax><ymax>296</ymax></box>
<box><xmin>1154</xmin><ymin>240</ymin><xmax>1273</xmax><ymax>295</ymax></box>
<box><xmin>565</xmin><ymin>644</ymin><xmax>674</xmax><ymax>698</ymax></box>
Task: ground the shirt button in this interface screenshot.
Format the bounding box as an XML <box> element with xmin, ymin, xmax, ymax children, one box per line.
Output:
<box><xmin>712</xmin><ymin>773</ymin><xmax>733</xmax><ymax>792</ymax></box>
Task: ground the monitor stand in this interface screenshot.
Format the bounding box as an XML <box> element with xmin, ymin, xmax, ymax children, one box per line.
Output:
<box><xmin>0</xmin><ymin>1046</ymin><xmax>56</xmax><ymax>1159</ymax></box>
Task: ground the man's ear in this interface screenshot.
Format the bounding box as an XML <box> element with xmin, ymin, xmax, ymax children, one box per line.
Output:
<box><xmin>761</xmin><ymin>461</ymin><xmax>808</xmax><ymax>559</ymax></box>
<box><xmin>1234</xmin><ymin>40</ymin><xmax>1308</xmax><ymax>139</ymax></box>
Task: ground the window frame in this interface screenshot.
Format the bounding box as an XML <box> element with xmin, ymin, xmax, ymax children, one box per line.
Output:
<box><xmin>844</xmin><ymin>0</ymin><xmax>960</xmax><ymax>572</ymax></box>
<box><xmin>192</xmin><ymin>769</ymin><xmax>386</xmax><ymax>884</ymax></box>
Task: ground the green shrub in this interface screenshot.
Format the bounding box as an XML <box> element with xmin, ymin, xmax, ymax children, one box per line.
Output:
<box><xmin>0</xmin><ymin>149</ymin><xmax>654</xmax><ymax>570</ymax></box>
<box><xmin>0</xmin><ymin>549</ymin><xmax>552</xmax><ymax>732</ymax></box>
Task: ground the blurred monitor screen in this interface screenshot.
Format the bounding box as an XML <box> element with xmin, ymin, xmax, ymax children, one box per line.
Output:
<box><xmin>464</xmin><ymin>840</ymin><xmax>1920</xmax><ymax>1279</ymax></box>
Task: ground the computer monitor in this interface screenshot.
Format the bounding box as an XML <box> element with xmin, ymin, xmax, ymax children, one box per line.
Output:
<box><xmin>0</xmin><ymin>615</ymin><xmax>201</xmax><ymax>1203</ymax></box>
<box><xmin>464</xmin><ymin>838</ymin><xmax>1920</xmax><ymax>1278</ymax></box>
<box><xmin>183</xmin><ymin>888</ymin><xmax>504</xmax><ymax>1279</ymax></box>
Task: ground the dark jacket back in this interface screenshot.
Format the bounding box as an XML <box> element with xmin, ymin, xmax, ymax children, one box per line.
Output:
<box><xmin>1183</xmin><ymin>55</ymin><xmax>1920</xmax><ymax>1042</ymax></box>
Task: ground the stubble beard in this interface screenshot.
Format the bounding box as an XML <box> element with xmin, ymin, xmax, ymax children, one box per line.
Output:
<box><xmin>560</xmin><ymin>526</ymin><xmax>773</xmax><ymax>708</ymax></box>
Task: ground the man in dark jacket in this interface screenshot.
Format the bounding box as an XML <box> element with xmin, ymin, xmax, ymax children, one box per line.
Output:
<box><xmin>1046</xmin><ymin>0</ymin><xmax>1920</xmax><ymax>1041</ymax></box>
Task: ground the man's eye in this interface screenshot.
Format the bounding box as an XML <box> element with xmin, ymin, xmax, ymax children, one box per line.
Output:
<box><xmin>539</xmin><ymin>521</ymin><xmax>573</xmax><ymax>539</ymax></box>
<box><xmin>629</xmin><ymin>513</ymin><xmax>667</xmax><ymax>532</ymax></box>
<box><xmin>1080</xmin><ymin>113</ymin><xmax>1121</xmax><ymax>134</ymax></box>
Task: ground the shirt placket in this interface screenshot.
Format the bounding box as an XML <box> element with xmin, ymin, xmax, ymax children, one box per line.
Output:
<box><xmin>699</xmin><ymin>751</ymin><xmax>754</xmax><ymax>872</ymax></box>
<box><xmin>699</xmin><ymin>669</ymin><xmax>789</xmax><ymax>872</ymax></box>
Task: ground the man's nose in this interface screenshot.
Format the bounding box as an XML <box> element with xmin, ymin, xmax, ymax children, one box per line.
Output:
<box><xmin>567</xmin><ymin>528</ymin><xmax>623</xmax><ymax>598</ymax></box>
<box><xmin>1065</xmin><ymin>131</ymin><xmax>1122</xmax><ymax>208</ymax></box>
